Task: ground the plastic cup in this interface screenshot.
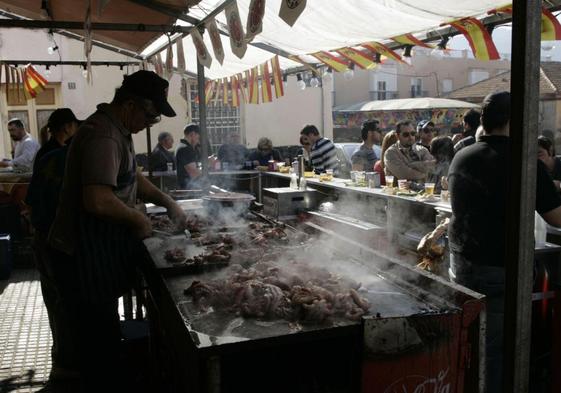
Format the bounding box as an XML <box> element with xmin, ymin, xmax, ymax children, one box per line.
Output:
<box><xmin>397</xmin><ymin>179</ymin><xmax>408</xmax><ymax>190</ymax></box>
<box><xmin>424</xmin><ymin>182</ymin><xmax>435</xmax><ymax>195</ymax></box>
<box><xmin>385</xmin><ymin>176</ymin><xmax>394</xmax><ymax>187</ymax></box>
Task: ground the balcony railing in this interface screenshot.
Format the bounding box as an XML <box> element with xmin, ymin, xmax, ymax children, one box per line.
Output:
<box><xmin>369</xmin><ymin>90</ymin><xmax>399</xmax><ymax>100</ymax></box>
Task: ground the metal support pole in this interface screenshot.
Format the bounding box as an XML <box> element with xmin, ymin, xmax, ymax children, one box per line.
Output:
<box><xmin>197</xmin><ymin>41</ymin><xmax>209</xmax><ymax>178</ymax></box>
<box><xmin>504</xmin><ymin>1</ymin><xmax>542</xmax><ymax>392</ymax></box>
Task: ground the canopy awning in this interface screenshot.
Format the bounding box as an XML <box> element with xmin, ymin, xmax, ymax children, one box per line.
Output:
<box><xmin>333</xmin><ymin>97</ymin><xmax>480</xmax><ymax>112</ymax></box>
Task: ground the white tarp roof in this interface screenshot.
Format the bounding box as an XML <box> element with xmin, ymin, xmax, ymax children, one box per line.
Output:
<box><xmin>142</xmin><ymin>0</ymin><xmax>510</xmax><ymax>79</ymax></box>
<box><xmin>333</xmin><ymin>98</ymin><xmax>480</xmax><ymax>112</ymax></box>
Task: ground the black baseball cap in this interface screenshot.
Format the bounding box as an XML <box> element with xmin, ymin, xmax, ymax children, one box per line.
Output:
<box><xmin>417</xmin><ymin>120</ymin><xmax>435</xmax><ymax>132</ymax></box>
<box><xmin>121</xmin><ymin>70</ymin><xmax>176</xmax><ymax>117</ymax></box>
<box><xmin>47</xmin><ymin>108</ymin><xmax>82</xmax><ymax>132</ymax></box>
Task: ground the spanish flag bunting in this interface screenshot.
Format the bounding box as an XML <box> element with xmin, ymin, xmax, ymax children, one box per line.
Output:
<box><xmin>260</xmin><ymin>62</ymin><xmax>273</xmax><ymax>103</ymax></box>
<box><xmin>238</xmin><ymin>73</ymin><xmax>248</xmax><ymax>104</ymax></box>
<box><xmin>204</xmin><ymin>80</ymin><xmax>215</xmax><ymax>105</ymax></box>
<box><xmin>271</xmin><ymin>55</ymin><xmax>284</xmax><ymax>98</ymax></box>
<box><xmin>23</xmin><ymin>65</ymin><xmax>48</xmax><ymax>98</ymax></box>
<box><xmin>335</xmin><ymin>47</ymin><xmax>376</xmax><ymax>70</ymax></box>
<box><xmin>213</xmin><ymin>79</ymin><xmax>222</xmax><ymax>106</ymax></box>
<box><xmin>361</xmin><ymin>42</ymin><xmax>405</xmax><ymax>64</ymax></box>
<box><xmin>249</xmin><ymin>67</ymin><xmax>260</xmax><ymax>104</ymax></box>
<box><xmin>20</xmin><ymin>68</ymin><xmax>32</xmax><ymax>100</ymax></box>
<box><xmin>392</xmin><ymin>33</ymin><xmax>434</xmax><ymax>49</ymax></box>
<box><xmin>231</xmin><ymin>75</ymin><xmax>240</xmax><ymax>107</ymax></box>
<box><xmin>449</xmin><ymin>18</ymin><xmax>500</xmax><ymax>61</ymax></box>
<box><xmin>541</xmin><ymin>8</ymin><xmax>561</xmax><ymax>41</ymax></box>
<box><xmin>489</xmin><ymin>5</ymin><xmax>561</xmax><ymax>41</ymax></box>
<box><xmin>311</xmin><ymin>51</ymin><xmax>348</xmax><ymax>72</ymax></box>
<box><xmin>223</xmin><ymin>77</ymin><xmax>229</xmax><ymax>105</ymax></box>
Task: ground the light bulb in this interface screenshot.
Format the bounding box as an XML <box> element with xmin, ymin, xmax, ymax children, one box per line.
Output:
<box><xmin>322</xmin><ymin>70</ymin><xmax>332</xmax><ymax>82</ymax></box>
<box><xmin>297</xmin><ymin>79</ymin><xmax>306</xmax><ymax>90</ymax></box>
<box><xmin>82</xmin><ymin>69</ymin><xmax>89</xmax><ymax>78</ymax></box>
<box><xmin>47</xmin><ymin>46</ymin><xmax>54</xmax><ymax>55</ymax></box>
<box><xmin>310</xmin><ymin>77</ymin><xmax>319</xmax><ymax>88</ymax></box>
<box><xmin>44</xmin><ymin>68</ymin><xmax>51</xmax><ymax>77</ymax></box>
<box><xmin>343</xmin><ymin>69</ymin><xmax>354</xmax><ymax>81</ymax></box>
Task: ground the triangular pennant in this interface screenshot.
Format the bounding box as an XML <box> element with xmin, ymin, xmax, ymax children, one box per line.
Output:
<box><xmin>225</xmin><ymin>2</ymin><xmax>247</xmax><ymax>59</ymax></box>
<box><xmin>335</xmin><ymin>48</ymin><xmax>377</xmax><ymax>70</ymax></box>
<box><xmin>223</xmin><ymin>77</ymin><xmax>229</xmax><ymax>105</ymax></box>
<box><xmin>246</xmin><ymin>0</ymin><xmax>266</xmax><ymax>42</ymax></box>
<box><xmin>152</xmin><ymin>53</ymin><xmax>164</xmax><ymax>77</ymax></box>
<box><xmin>206</xmin><ymin>18</ymin><xmax>225</xmax><ymax>65</ymax></box>
<box><xmin>176</xmin><ymin>39</ymin><xmax>186</xmax><ymax>73</ymax></box>
<box><xmin>311</xmin><ymin>51</ymin><xmax>348</xmax><ymax>72</ymax></box>
<box><xmin>279</xmin><ymin>0</ymin><xmax>306</xmax><ymax>27</ymax></box>
<box><xmin>164</xmin><ymin>45</ymin><xmax>174</xmax><ymax>80</ymax></box>
<box><xmin>271</xmin><ymin>55</ymin><xmax>284</xmax><ymax>99</ymax></box>
<box><xmin>231</xmin><ymin>75</ymin><xmax>240</xmax><ymax>107</ymax></box>
<box><xmin>392</xmin><ymin>33</ymin><xmax>434</xmax><ymax>49</ymax></box>
<box><xmin>191</xmin><ymin>27</ymin><xmax>213</xmax><ymax>68</ymax></box>
<box><xmin>238</xmin><ymin>73</ymin><xmax>248</xmax><ymax>104</ymax></box>
<box><xmin>361</xmin><ymin>42</ymin><xmax>405</xmax><ymax>64</ymax></box>
<box><xmin>260</xmin><ymin>62</ymin><xmax>272</xmax><ymax>103</ymax></box>
<box><xmin>449</xmin><ymin>18</ymin><xmax>500</xmax><ymax>61</ymax></box>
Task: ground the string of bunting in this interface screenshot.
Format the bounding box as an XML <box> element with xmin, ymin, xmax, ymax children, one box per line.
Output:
<box><xmin>1</xmin><ymin>63</ymin><xmax>48</xmax><ymax>102</ymax></box>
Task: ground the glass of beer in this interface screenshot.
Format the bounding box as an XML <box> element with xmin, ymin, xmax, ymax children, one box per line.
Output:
<box><xmin>424</xmin><ymin>182</ymin><xmax>435</xmax><ymax>195</ymax></box>
<box><xmin>385</xmin><ymin>176</ymin><xmax>394</xmax><ymax>188</ymax></box>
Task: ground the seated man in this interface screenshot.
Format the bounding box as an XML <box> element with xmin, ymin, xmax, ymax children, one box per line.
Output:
<box><xmin>300</xmin><ymin>124</ymin><xmax>339</xmax><ymax>174</ymax></box>
<box><xmin>149</xmin><ymin>131</ymin><xmax>175</xmax><ymax>172</ymax></box>
<box><xmin>351</xmin><ymin>120</ymin><xmax>381</xmax><ymax>171</ymax></box>
<box><xmin>383</xmin><ymin>120</ymin><xmax>435</xmax><ymax>181</ymax></box>
<box><xmin>248</xmin><ymin>137</ymin><xmax>282</xmax><ymax>167</ymax></box>
<box><xmin>0</xmin><ymin>118</ymin><xmax>40</xmax><ymax>170</ymax></box>
<box><xmin>217</xmin><ymin>133</ymin><xmax>248</xmax><ymax>168</ymax></box>
<box><xmin>416</xmin><ymin>120</ymin><xmax>436</xmax><ymax>150</ymax></box>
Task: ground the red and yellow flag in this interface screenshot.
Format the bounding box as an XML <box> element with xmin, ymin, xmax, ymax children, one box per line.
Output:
<box><xmin>23</xmin><ymin>65</ymin><xmax>47</xmax><ymax>98</ymax></box>
<box><xmin>231</xmin><ymin>75</ymin><xmax>240</xmax><ymax>107</ymax></box>
<box><xmin>271</xmin><ymin>55</ymin><xmax>284</xmax><ymax>98</ymax></box>
<box><xmin>449</xmin><ymin>18</ymin><xmax>500</xmax><ymax>61</ymax></box>
<box><xmin>238</xmin><ymin>73</ymin><xmax>248</xmax><ymax>104</ymax></box>
<box><xmin>223</xmin><ymin>77</ymin><xmax>229</xmax><ymax>105</ymax></box>
<box><xmin>204</xmin><ymin>80</ymin><xmax>215</xmax><ymax>104</ymax></box>
<box><xmin>335</xmin><ymin>47</ymin><xmax>376</xmax><ymax>70</ymax></box>
<box><xmin>489</xmin><ymin>5</ymin><xmax>561</xmax><ymax>41</ymax></box>
<box><xmin>361</xmin><ymin>41</ymin><xmax>405</xmax><ymax>64</ymax></box>
<box><xmin>311</xmin><ymin>51</ymin><xmax>348</xmax><ymax>72</ymax></box>
<box><xmin>392</xmin><ymin>33</ymin><xmax>433</xmax><ymax>49</ymax></box>
<box><xmin>260</xmin><ymin>62</ymin><xmax>272</xmax><ymax>103</ymax></box>
<box><xmin>248</xmin><ymin>67</ymin><xmax>259</xmax><ymax>104</ymax></box>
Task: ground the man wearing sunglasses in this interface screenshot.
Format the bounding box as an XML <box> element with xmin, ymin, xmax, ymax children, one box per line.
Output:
<box><xmin>383</xmin><ymin>120</ymin><xmax>435</xmax><ymax>181</ymax></box>
<box><xmin>416</xmin><ymin>120</ymin><xmax>436</xmax><ymax>150</ymax></box>
<box><xmin>47</xmin><ymin>71</ymin><xmax>186</xmax><ymax>391</ymax></box>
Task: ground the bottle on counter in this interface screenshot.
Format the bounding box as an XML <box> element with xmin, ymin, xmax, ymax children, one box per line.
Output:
<box><xmin>299</xmin><ymin>176</ymin><xmax>307</xmax><ymax>190</ymax></box>
<box><xmin>292</xmin><ymin>159</ymin><xmax>299</xmax><ymax>175</ymax></box>
<box><xmin>290</xmin><ymin>173</ymin><xmax>298</xmax><ymax>189</ymax></box>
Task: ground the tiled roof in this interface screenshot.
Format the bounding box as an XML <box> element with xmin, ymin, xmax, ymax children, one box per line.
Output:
<box><xmin>446</xmin><ymin>62</ymin><xmax>561</xmax><ymax>101</ymax></box>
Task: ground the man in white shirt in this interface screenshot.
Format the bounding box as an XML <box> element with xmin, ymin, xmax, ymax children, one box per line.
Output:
<box><xmin>0</xmin><ymin>118</ymin><xmax>40</xmax><ymax>170</ymax></box>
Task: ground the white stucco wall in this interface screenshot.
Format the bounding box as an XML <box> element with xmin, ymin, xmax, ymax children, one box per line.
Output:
<box><xmin>242</xmin><ymin>75</ymin><xmax>333</xmax><ymax>149</ymax></box>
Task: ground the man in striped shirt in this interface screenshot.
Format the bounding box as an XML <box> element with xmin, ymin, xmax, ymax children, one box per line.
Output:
<box><xmin>300</xmin><ymin>125</ymin><xmax>339</xmax><ymax>174</ymax></box>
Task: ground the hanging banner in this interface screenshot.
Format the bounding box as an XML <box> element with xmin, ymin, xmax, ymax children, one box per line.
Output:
<box><xmin>223</xmin><ymin>78</ymin><xmax>229</xmax><ymax>105</ymax></box>
<box><xmin>24</xmin><ymin>65</ymin><xmax>47</xmax><ymax>98</ymax></box>
<box><xmin>489</xmin><ymin>6</ymin><xmax>561</xmax><ymax>41</ymax></box>
<box><xmin>238</xmin><ymin>72</ymin><xmax>248</xmax><ymax>104</ymax></box>
<box><xmin>392</xmin><ymin>33</ymin><xmax>434</xmax><ymax>49</ymax></box>
<box><xmin>449</xmin><ymin>18</ymin><xmax>500</xmax><ymax>61</ymax></box>
<box><xmin>176</xmin><ymin>39</ymin><xmax>186</xmax><ymax>73</ymax></box>
<box><xmin>206</xmin><ymin>18</ymin><xmax>225</xmax><ymax>65</ymax></box>
<box><xmin>335</xmin><ymin>47</ymin><xmax>376</xmax><ymax>70</ymax></box>
<box><xmin>152</xmin><ymin>53</ymin><xmax>164</xmax><ymax>77</ymax></box>
<box><xmin>311</xmin><ymin>51</ymin><xmax>348</xmax><ymax>72</ymax></box>
<box><xmin>260</xmin><ymin>62</ymin><xmax>272</xmax><ymax>103</ymax></box>
<box><xmin>271</xmin><ymin>55</ymin><xmax>284</xmax><ymax>98</ymax></box>
<box><xmin>231</xmin><ymin>75</ymin><xmax>240</xmax><ymax>107</ymax></box>
<box><xmin>16</xmin><ymin>68</ymin><xmax>25</xmax><ymax>102</ymax></box>
<box><xmin>191</xmin><ymin>27</ymin><xmax>213</xmax><ymax>68</ymax></box>
<box><xmin>248</xmin><ymin>67</ymin><xmax>259</xmax><ymax>104</ymax></box>
<box><xmin>165</xmin><ymin>44</ymin><xmax>174</xmax><ymax>80</ymax></box>
<box><xmin>205</xmin><ymin>80</ymin><xmax>216</xmax><ymax>105</ymax></box>
<box><xmin>225</xmin><ymin>1</ymin><xmax>248</xmax><ymax>59</ymax></box>
<box><xmin>279</xmin><ymin>0</ymin><xmax>306</xmax><ymax>27</ymax></box>
<box><xmin>246</xmin><ymin>0</ymin><xmax>266</xmax><ymax>42</ymax></box>
<box><xmin>5</xmin><ymin>64</ymin><xmax>11</xmax><ymax>102</ymax></box>
<box><xmin>361</xmin><ymin>42</ymin><xmax>405</xmax><ymax>64</ymax></box>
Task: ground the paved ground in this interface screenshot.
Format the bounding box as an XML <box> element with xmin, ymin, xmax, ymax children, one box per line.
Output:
<box><xmin>0</xmin><ymin>269</ymin><xmax>51</xmax><ymax>393</ymax></box>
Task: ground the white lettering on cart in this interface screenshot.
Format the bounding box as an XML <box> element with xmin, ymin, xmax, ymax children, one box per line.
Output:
<box><xmin>383</xmin><ymin>368</ymin><xmax>451</xmax><ymax>393</ymax></box>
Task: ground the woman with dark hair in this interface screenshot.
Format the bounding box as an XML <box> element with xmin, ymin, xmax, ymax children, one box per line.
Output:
<box><xmin>373</xmin><ymin>130</ymin><xmax>398</xmax><ymax>186</ymax></box>
<box><xmin>538</xmin><ymin>135</ymin><xmax>561</xmax><ymax>189</ymax></box>
<box><xmin>427</xmin><ymin>136</ymin><xmax>454</xmax><ymax>192</ymax></box>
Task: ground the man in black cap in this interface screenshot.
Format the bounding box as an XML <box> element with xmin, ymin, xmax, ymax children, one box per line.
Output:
<box><xmin>416</xmin><ymin>119</ymin><xmax>436</xmax><ymax>150</ymax></box>
<box><xmin>47</xmin><ymin>71</ymin><xmax>185</xmax><ymax>391</ymax></box>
